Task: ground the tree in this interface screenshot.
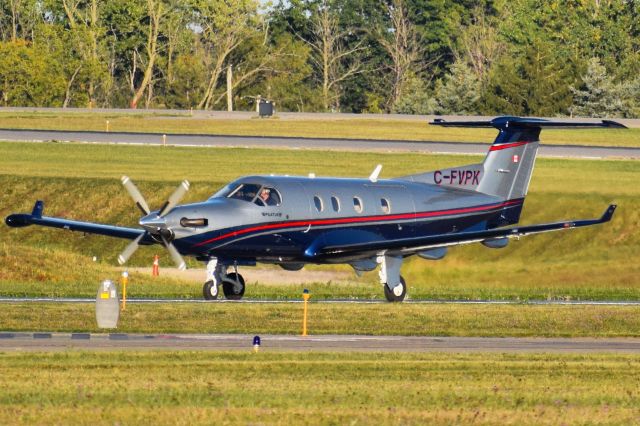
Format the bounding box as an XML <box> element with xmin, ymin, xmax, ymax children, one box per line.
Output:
<box><xmin>376</xmin><ymin>0</ymin><xmax>424</xmax><ymax>111</ymax></box>
<box><xmin>247</xmin><ymin>34</ymin><xmax>318</xmax><ymax>112</ymax></box>
<box><xmin>570</xmin><ymin>58</ymin><xmax>631</xmax><ymax>118</ymax></box>
<box><xmin>482</xmin><ymin>38</ymin><xmax>573</xmax><ymax>116</ymax></box>
<box><xmin>0</xmin><ymin>41</ymin><xmax>65</xmax><ymax>106</ymax></box>
<box><xmin>303</xmin><ymin>0</ymin><xmax>365</xmax><ymax>111</ymax></box>
<box><xmin>392</xmin><ymin>72</ymin><xmax>436</xmax><ymax>114</ymax></box>
<box><xmin>452</xmin><ymin>4</ymin><xmax>503</xmax><ymax>86</ymax></box>
<box><xmin>130</xmin><ymin>0</ymin><xmax>164</xmax><ymax>108</ymax></box>
<box><xmin>192</xmin><ymin>0</ymin><xmax>262</xmax><ymax>110</ymax></box>
<box><xmin>0</xmin><ymin>0</ymin><xmax>39</xmax><ymax>42</ymax></box>
<box><xmin>44</xmin><ymin>0</ymin><xmax>110</xmax><ymax>107</ymax></box>
<box><xmin>434</xmin><ymin>60</ymin><xmax>480</xmax><ymax>114</ymax></box>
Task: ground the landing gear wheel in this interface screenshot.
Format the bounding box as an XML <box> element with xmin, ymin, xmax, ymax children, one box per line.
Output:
<box><xmin>203</xmin><ymin>280</ymin><xmax>218</xmax><ymax>300</ymax></box>
<box><xmin>223</xmin><ymin>272</ymin><xmax>245</xmax><ymax>300</ymax></box>
<box><xmin>384</xmin><ymin>276</ymin><xmax>406</xmax><ymax>302</ymax></box>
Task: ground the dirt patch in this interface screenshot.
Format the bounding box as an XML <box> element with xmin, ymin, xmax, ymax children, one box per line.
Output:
<box><xmin>127</xmin><ymin>266</ymin><xmax>355</xmax><ymax>285</ymax></box>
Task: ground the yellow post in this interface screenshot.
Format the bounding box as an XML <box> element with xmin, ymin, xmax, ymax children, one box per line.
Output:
<box><xmin>106</xmin><ymin>120</ymin><xmax>110</xmax><ymax>132</ymax></box>
<box><xmin>302</xmin><ymin>288</ymin><xmax>310</xmax><ymax>336</ymax></box>
<box><xmin>121</xmin><ymin>271</ymin><xmax>129</xmax><ymax>311</ymax></box>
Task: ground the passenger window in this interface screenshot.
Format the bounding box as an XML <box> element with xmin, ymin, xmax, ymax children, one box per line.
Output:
<box><xmin>314</xmin><ymin>196</ymin><xmax>323</xmax><ymax>212</ymax></box>
<box><xmin>381</xmin><ymin>198</ymin><xmax>390</xmax><ymax>214</ymax></box>
<box><xmin>256</xmin><ymin>186</ymin><xmax>281</xmax><ymax>206</ymax></box>
<box><xmin>353</xmin><ymin>196</ymin><xmax>363</xmax><ymax>213</ymax></box>
<box><xmin>331</xmin><ymin>196</ymin><xmax>340</xmax><ymax>212</ymax></box>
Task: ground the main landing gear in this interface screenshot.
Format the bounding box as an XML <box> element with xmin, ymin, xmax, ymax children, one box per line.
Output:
<box><xmin>203</xmin><ymin>258</ymin><xmax>246</xmax><ymax>300</ymax></box>
<box><xmin>378</xmin><ymin>255</ymin><xmax>407</xmax><ymax>302</ymax></box>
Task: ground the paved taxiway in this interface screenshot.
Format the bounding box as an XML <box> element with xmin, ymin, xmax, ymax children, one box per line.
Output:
<box><xmin>2</xmin><ymin>297</ymin><xmax>640</xmax><ymax>306</ymax></box>
<box><xmin>1</xmin><ymin>332</ymin><xmax>640</xmax><ymax>353</ymax></box>
<box><xmin>1</xmin><ymin>128</ymin><xmax>638</xmax><ymax>159</ymax></box>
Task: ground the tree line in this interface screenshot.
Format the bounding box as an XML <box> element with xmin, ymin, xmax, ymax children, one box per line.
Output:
<box><xmin>0</xmin><ymin>0</ymin><xmax>638</xmax><ymax>117</ymax></box>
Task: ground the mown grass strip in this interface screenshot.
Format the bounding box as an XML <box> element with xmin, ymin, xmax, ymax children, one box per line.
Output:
<box><xmin>1</xmin><ymin>302</ymin><xmax>640</xmax><ymax>337</ymax></box>
<box><xmin>0</xmin><ymin>351</ymin><xmax>639</xmax><ymax>425</ymax></box>
<box><xmin>0</xmin><ymin>112</ymin><xmax>638</xmax><ymax>147</ymax></box>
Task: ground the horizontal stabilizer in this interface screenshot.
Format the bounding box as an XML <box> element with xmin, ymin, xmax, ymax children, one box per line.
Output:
<box><xmin>431</xmin><ymin>116</ymin><xmax>627</xmax><ymax>129</ymax></box>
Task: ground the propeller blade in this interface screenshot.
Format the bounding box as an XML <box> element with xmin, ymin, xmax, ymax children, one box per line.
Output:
<box><xmin>117</xmin><ymin>233</ymin><xmax>144</xmax><ymax>265</ymax></box>
<box><xmin>121</xmin><ymin>176</ymin><xmax>151</xmax><ymax>215</ymax></box>
<box><xmin>158</xmin><ymin>180</ymin><xmax>190</xmax><ymax>217</ymax></box>
<box><xmin>161</xmin><ymin>236</ymin><xmax>187</xmax><ymax>271</ymax></box>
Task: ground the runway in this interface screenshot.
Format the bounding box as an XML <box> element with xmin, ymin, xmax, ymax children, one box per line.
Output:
<box><xmin>1</xmin><ymin>332</ymin><xmax>640</xmax><ymax>353</ymax></box>
<box><xmin>1</xmin><ymin>128</ymin><xmax>639</xmax><ymax>159</ymax></box>
<box><xmin>2</xmin><ymin>297</ymin><xmax>640</xmax><ymax>305</ymax></box>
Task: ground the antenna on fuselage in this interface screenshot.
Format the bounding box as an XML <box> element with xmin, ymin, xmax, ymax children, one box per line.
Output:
<box><xmin>369</xmin><ymin>164</ymin><xmax>382</xmax><ymax>183</ymax></box>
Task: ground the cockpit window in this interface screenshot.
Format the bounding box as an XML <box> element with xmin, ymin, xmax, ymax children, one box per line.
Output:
<box><xmin>255</xmin><ymin>186</ymin><xmax>281</xmax><ymax>206</ymax></box>
<box><xmin>228</xmin><ymin>184</ymin><xmax>262</xmax><ymax>202</ymax></box>
<box><xmin>225</xmin><ymin>183</ymin><xmax>282</xmax><ymax>207</ymax></box>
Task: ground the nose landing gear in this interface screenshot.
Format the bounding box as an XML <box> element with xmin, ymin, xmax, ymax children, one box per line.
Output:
<box><xmin>203</xmin><ymin>257</ymin><xmax>246</xmax><ymax>300</ymax></box>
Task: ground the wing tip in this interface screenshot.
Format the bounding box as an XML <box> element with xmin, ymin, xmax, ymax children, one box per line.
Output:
<box><xmin>601</xmin><ymin>204</ymin><xmax>617</xmax><ymax>222</ymax></box>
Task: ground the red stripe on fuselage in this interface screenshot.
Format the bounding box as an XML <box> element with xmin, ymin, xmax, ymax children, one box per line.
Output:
<box><xmin>489</xmin><ymin>141</ymin><xmax>529</xmax><ymax>151</ymax></box>
<box><xmin>192</xmin><ymin>199</ymin><xmax>524</xmax><ymax>248</ymax></box>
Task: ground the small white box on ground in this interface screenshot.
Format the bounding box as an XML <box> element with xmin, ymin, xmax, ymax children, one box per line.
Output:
<box><xmin>96</xmin><ymin>280</ymin><xmax>119</xmax><ymax>328</ymax></box>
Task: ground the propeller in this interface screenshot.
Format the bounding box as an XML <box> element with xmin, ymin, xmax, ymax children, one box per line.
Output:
<box><xmin>117</xmin><ymin>176</ymin><xmax>189</xmax><ymax>270</ymax></box>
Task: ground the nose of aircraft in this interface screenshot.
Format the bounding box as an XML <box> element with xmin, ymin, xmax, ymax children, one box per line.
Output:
<box><xmin>139</xmin><ymin>213</ymin><xmax>167</xmax><ymax>232</ymax></box>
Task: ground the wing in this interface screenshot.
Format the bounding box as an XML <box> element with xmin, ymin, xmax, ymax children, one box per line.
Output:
<box><xmin>5</xmin><ymin>201</ymin><xmax>144</xmax><ymax>240</ymax></box>
<box><xmin>304</xmin><ymin>205</ymin><xmax>617</xmax><ymax>259</ymax></box>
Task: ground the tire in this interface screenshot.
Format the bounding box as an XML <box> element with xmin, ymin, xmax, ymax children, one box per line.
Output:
<box><xmin>203</xmin><ymin>280</ymin><xmax>218</xmax><ymax>300</ymax></box>
<box><xmin>384</xmin><ymin>276</ymin><xmax>406</xmax><ymax>302</ymax></box>
<box><xmin>223</xmin><ymin>272</ymin><xmax>245</xmax><ymax>300</ymax></box>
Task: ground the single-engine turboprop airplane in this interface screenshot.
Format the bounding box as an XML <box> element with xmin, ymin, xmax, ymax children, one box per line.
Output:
<box><xmin>6</xmin><ymin>116</ymin><xmax>622</xmax><ymax>302</ymax></box>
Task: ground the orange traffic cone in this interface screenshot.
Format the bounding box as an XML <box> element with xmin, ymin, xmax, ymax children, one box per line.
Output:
<box><xmin>152</xmin><ymin>254</ymin><xmax>159</xmax><ymax>276</ymax></box>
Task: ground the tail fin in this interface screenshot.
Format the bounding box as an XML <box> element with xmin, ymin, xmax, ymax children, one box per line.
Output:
<box><xmin>403</xmin><ymin>116</ymin><xmax>626</xmax><ymax>223</ymax></box>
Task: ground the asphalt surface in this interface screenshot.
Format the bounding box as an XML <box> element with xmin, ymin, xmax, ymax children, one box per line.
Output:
<box><xmin>1</xmin><ymin>128</ymin><xmax>639</xmax><ymax>159</ymax></box>
<box><xmin>2</xmin><ymin>332</ymin><xmax>640</xmax><ymax>353</ymax></box>
<box><xmin>2</xmin><ymin>297</ymin><xmax>640</xmax><ymax>306</ymax></box>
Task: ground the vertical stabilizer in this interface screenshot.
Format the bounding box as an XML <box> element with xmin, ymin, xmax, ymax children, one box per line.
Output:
<box><xmin>402</xmin><ymin>116</ymin><xmax>626</xmax><ymax>224</ymax></box>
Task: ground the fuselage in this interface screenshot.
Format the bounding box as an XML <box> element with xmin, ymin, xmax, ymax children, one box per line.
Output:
<box><xmin>161</xmin><ymin>175</ymin><xmax>521</xmax><ymax>264</ymax></box>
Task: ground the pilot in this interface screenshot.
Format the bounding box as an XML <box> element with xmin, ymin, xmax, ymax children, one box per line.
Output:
<box><xmin>258</xmin><ymin>187</ymin><xmax>276</xmax><ymax>206</ymax></box>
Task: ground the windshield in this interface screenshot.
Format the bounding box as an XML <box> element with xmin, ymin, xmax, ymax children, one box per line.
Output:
<box><xmin>212</xmin><ymin>182</ymin><xmax>281</xmax><ymax>206</ymax></box>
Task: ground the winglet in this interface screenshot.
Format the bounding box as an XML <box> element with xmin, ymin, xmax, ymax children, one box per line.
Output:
<box><xmin>600</xmin><ymin>204</ymin><xmax>617</xmax><ymax>223</ymax></box>
<box><xmin>32</xmin><ymin>200</ymin><xmax>44</xmax><ymax>218</ymax></box>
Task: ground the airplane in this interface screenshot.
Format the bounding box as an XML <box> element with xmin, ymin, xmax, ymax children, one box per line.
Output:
<box><xmin>5</xmin><ymin>116</ymin><xmax>623</xmax><ymax>302</ymax></box>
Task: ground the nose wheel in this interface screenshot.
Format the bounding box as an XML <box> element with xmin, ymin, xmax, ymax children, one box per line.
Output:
<box><xmin>203</xmin><ymin>280</ymin><xmax>218</xmax><ymax>300</ymax></box>
<box><xmin>203</xmin><ymin>258</ymin><xmax>246</xmax><ymax>300</ymax></box>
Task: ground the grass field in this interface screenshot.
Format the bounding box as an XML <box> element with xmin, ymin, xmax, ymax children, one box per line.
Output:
<box><xmin>2</xmin><ymin>302</ymin><xmax>640</xmax><ymax>337</ymax></box>
<box><xmin>0</xmin><ymin>111</ymin><xmax>639</xmax><ymax>147</ymax></box>
<box><xmin>1</xmin><ymin>141</ymin><xmax>638</xmax><ymax>303</ymax></box>
<box><xmin>1</xmin><ymin>124</ymin><xmax>639</xmax><ymax>424</ymax></box>
<box><xmin>1</xmin><ymin>351</ymin><xmax>639</xmax><ymax>424</ymax></box>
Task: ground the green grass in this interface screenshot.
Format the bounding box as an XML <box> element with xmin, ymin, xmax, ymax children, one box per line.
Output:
<box><xmin>0</xmin><ymin>141</ymin><xmax>638</xmax><ymax>302</ymax></box>
<box><xmin>1</xmin><ymin>351</ymin><xmax>639</xmax><ymax>424</ymax></box>
<box><xmin>2</xmin><ymin>302</ymin><xmax>640</xmax><ymax>337</ymax></box>
<box><xmin>0</xmin><ymin>111</ymin><xmax>639</xmax><ymax>147</ymax></box>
